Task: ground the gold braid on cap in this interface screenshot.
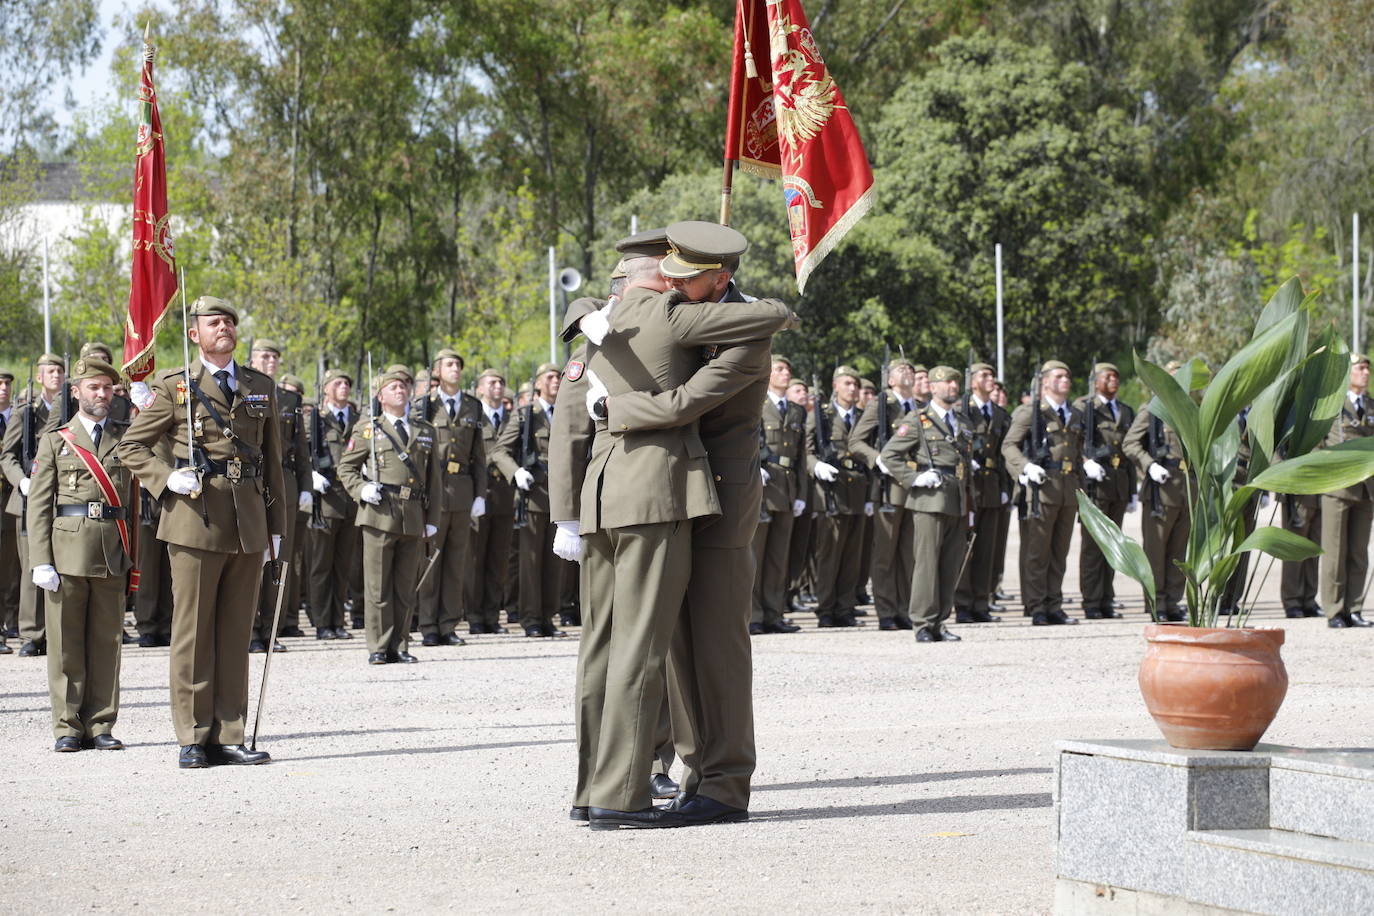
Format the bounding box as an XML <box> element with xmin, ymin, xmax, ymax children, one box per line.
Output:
<box><xmin>667</xmin><ymin>244</ymin><xmax>722</xmax><ymax>271</ymax></box>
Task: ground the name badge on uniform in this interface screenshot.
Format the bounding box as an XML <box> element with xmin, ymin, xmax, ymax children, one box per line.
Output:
<box><xmin>447</xmin><ymin>461</ymin><xmax>460</xmax><ymax>474</ymax></box>
<box><xmin>1062</xmin><ymin>460</ymin><xmax>1074</xmax><ymax>473</ymax></box>
<box><xmin>1111</xmin><ymin>455</ymin><xmax>1121</xmax><ymax>468</ymax></box>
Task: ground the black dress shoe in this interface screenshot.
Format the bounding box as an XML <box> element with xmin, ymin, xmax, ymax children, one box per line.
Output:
<box><xmin>560</xmin><ymin>612</ymin><xmax>582</xmax><ymax>627</ymax></box>
<box><xmin>764</xmin><ymin>620</ymin><xmax>801</xmax><ymax>633</ymax></box>
<box><xmin>524</xmin><ymin>625</ymin><xmax>545</xmax><ymax>637</ymax></box>
<box><xmin>138</xmin><ymin>633</ymin><xmax>159</xmax><ymax>648</ymax></box>
<box><xmin>649</xmin><ymin>773</ymin><xmax>679</xmax><ymax>799</ymax></box>
<box><xmin>441</xmin><ymin>633</ymin><xmax>466</xmax><ymax>646</ymax></box>
<box><xmin>157</xmin><ymin>633</ymin><xmax>173</xmax><ymax>646</ymax></box>
<box><xmin>1306</xmin><ymin>605</ymin><xmax>1323</xmax><ymax>617</ymax></box>
<box><xmin>317</xmin><ymin>627</ymin><xmax>338</xmax><ymax>640</ymax></box>
<box><xmin>54</xmin><ymin>736</ymin><xmax>81</xmax><ymax>753</ymax></box>
<box><xmin>248</xmin><ymin>639</ymin><xmax>267</xmax><ymax>654</ymax></box>
<box><xmin>541</xmin><ymin>624</ymin><xmax>568</xmax><ymax>638</ymax></box>
<box><xmin>351</xmin><ymin>616</ymin><xmax>365</xmax><ymax>630</ymax></box>
<box><xmin>489</xmin><ymin>624</ymin><xmax>508</xmax><ymax>634</ymax></box>
<box><xmin>835</xmin><ymin>613</ymin><xmax>863</xmax><ymax>627</ymax></box>
<box><xmin>469</xmin><ymin>622</ymin><xmax>490</xmax><ymax>635</ymax></box>
<box><xmin>210</xmin><ymin>744</ymin><xmax>271</xmax><ymax>765</ymax></box>
<box><xmin>878</xmin><ymin>617</ymin><xmax>898</xmax><ymax>630</ymax></box>
<box><xmin>391</xmin><ymin>651</ymin><xmax>420</xmax><ymax>663</ymax></box>
<box><xmin>89</xmin><ymin>734</ymin><xmax>124</xmax><ymax>750</ymax></box>
<box><xmin>816</xmin><ymin>614</ymin><xmax>837</xmax><ymax>628</ymax></box>
<box><xmin>1098</xmin><ymin>609</ymin><xmax>1123</xmax><ymax>619</ymax></box>
<box><xmin>279</xmin><ymin>626</ymin><xmax>306</xmax><ymax>638</ymax></box>
<box><xmin>938</xmin><ymin>625</ymin><xmax>962</xmax><ymax>642</ymax></box>
<box><xmin>1032</xmin><ymin>612</ymin><xmax>1052</xmax><ymax>626</ymax></box>
<box><xmin>368</xmin><ymin>651</ymin><xmax>388</xmax><ymax>664</ymax></box>
<box><xmin>954</xmin><ymin>609</ymin><xmax>974</xmax><ymax>624</ymax></box>
<box><xmin>1163</xmin><ymin>609</ymin><xmax>1186</xmax><ymax>622</ymax></box>
<box><xmin>748</xmin><ymin>622</ymin><xmax>765</xmax><ymax>635</ymax></box>
<box><xmin>1329</xmin><ymin>614</ymin><xmax>1353</xmax><ymax>628</ymax></box>
<box><xmin>588</xmin><ymin>806</ymin><xmax>683</xmax><ymax>830</ymax></box>
<box><xmin>1083</xmin><ymin>608</ymin><xmax>1103</xmax><ymax>619</ymax></box>
<box><xmin>1285</xmin><ymin>607</ymin><xmax>1305</xmax><ymax>619</ymax></box>
<box><xmin>894</xmin><ymin>617</ymin><xmax>914</xmax><ymax>630</ymax></box>
<box><xmin>1049</xmin><ymin>610</ymin><xmax>1078</xmax><ymax>626</ymax></box>
<box><xmin>179</xmin><ymin>745</ymin><xmax>209</xmax><ymax>768</ymax></box>
<box><xmin>995</xmin><ymin>590</ymin><xmax>1012</xmax><ymax>601</ymax></box>
<box><xmin>17</xmin><ymin>640</ymin><xmax>44</xmax><ymax>657</ymax></box>
<box><xmin>971</xmin><ymin>610</ymin><xmax>1002</xmax><ymax>623</ymax></box>
<box><xmin>1110</xmin><ymin>599</ymin><xmax>1125</xmax><ymax>610</ymax></box>
<box><xmin>335</xmin><ymin>627</ymin><xmax>354</xmax><ymax>639</ymax></box>
<box><xmin>0</xmin><ymin>643</ymin><xmax>10</xmax><ymax>654</ymax></box>
<box><xmin>569</xmin><ymin>805</ymin><xmax>590</xmax><ymax>822</ymax></box>
<box><xmin>122</xmin><ymin>630</ymin><xmax>137</xmax><ymax>645</ymax></box>
<box><xmin>988</xmin><ymin>601</ymin><xmax>1006</xmax><ymax>613</ymax></box>
<box><xmin>1216</xmin><ymin>606</ymin><xmax>1235</xmax><ymax>616</ymax></box>
<box><xmin>915</xmin><ymin>626</ymin><xmax>939</xmax><ymax>642</ymax></box>
<box><xmin>421</xmin><ymin>632</ymin><xmax>441</xmax><ymax>647</ymax></box>
<box><xmin>674</xmin><ymin>794</ymin><xmax>749</xmax><ymax>826</ymax></box>
<box><xmin>271</xmin><ymin>640</ymin><xmax>287</xmax><ymax>652</ymax></box>
<box><xmin>3</xmin><ymin>625</ymin><xmax>17</xmax><ymax>638</ymax></box>
<box><xmin>1351</xmin><ymin>612</ymin><xmax>1374</xmax><ymax>627</ymax></box>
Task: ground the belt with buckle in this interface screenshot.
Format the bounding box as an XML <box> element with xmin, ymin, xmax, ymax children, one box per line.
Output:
<box><xmin>178</xmin><ymin>457</ymin><xmax>261</xmax><ymax>480</ymax></box>
<box><xmin>57</xmin><ymin>502</ymin><xmax>128</xmax><ymax>520</ymax></box>
<box><xmin>841</xmin><ymin>458</ymin><xmax>858</xmax><ymax>470</ymax></box>
<box><xmin>380</xmin><ymin>483</ymin><xmax>422</xmax><ymax>500</ymax></box>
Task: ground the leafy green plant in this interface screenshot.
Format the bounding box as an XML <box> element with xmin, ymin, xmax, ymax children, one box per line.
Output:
<box><xmin>1077</xmin><ymin>276</ymin><xmax>1374</xmax><ymax>627</ymax></box>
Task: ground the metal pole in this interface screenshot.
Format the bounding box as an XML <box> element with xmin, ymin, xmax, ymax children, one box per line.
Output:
<box><xmin>995</xmin><ymin>243</ymin><xmax>1005</xmax><ymax>381</ymax></box>
<box><xmin>1354</xmin><ymin>213</ymin><xmax>1361</xmax><ymax>352</ymax></box>
<box><xmin>42</xmin><ymin>236</ymin><xmax>52</xmax><ymax>354</ymax></box>
<box><xmin>548</xmin><ymin>246</ymin><xmax>557</xmax><ymax>364</ymax></box>
<box><xmin>630</xmin><ymin>214</ymin><xmax>638</xmax><ymax>235</ymax></box>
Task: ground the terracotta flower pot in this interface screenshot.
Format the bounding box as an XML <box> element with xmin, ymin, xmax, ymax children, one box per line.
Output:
<box><xmin>1138</xmin><ymin>624</ymin><xmax>1288</xmax><ymax>751</ymax></box>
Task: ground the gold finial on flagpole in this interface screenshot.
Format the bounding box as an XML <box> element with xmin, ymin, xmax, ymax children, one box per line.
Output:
<box><xmin>143</xmin><ymin>21</ymin><xmax>155</xmax><ymax>63</ymax></box>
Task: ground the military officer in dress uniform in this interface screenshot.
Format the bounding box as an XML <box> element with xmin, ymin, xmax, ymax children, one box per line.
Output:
<box><xmin>27</xmin><ymin>357</ymin><xmax>133</xmax><ymax>750</ymax></box>
<box><xmin>248</xmin><ymin>338</ymin><xmax>313</xmax><ymax>651</ymax></box>
<box><xmin>72</xmin><ymin>344</ymin><xmax>133</xmax><ymax>425</ymax></box>
<box><xmin>2</xmin><ymin>353</ymin><xmax>67</xmax><ymax>656</ymax></box>
<box><xmin>493</xmin><ymin>363</ymin><xmax>563</xmax><ymax>638</ymax></box>
<box><xmin>851</xmin><ymin>359</ymin><xmax>919</xmax><ymax>630</ymax></box>
<box><xmin>953</xmin><ymin>361</ymin><xmax>1011</xmax><ymax>623</ymax></box>
<box><xmin>413</xmin><ymin>348</ymin><xmax>486</xmax><ymax>646</ymax></box>
<box><xmin>1074</xmin><ymin>362</ymin><xmax>1136</xmax><ymax>619</ymax></box>
<box><xmin>752</xmin><ymin>356</ymin><xmax>806</xmax><ymax>634</ymax></box>
<box><xmin>881</xmin><ymin>366</ymin><xmax>972</xmax><ymax>642</ymax></box>
<box><xmin>1281</xmin><ymin>492</ymin><xmax>1322</xmax><ymax>618</ymax></box>
<box><xmin>117</xmin><ymin>297</ymin><xmax>286</xmax><ymax>768</ymax></box>
<box><xmin>1320</xmin><ymin>354</ymin><xmax>1374</xmax><ymax>628</ymax></box>
<box><xmin>1123</xmin><ymin>399</ymin><xmax>1191</xmax><ymax>622</ymax></box>
<box><xmin>807</xmin><ymin>366</ymin><xmax>872</xmax><ymax>628</ymax></box>
<box><xmin>337</xmin><ymin>364</ymin><xmax>443</xmax><ymax>662</ymax></box>
<box><xmin>308</xmin><ymin>369</ymin><xmax>360</xmax><ymax>639</ymax></box>
<box><xmin>0</xmin><ymin>366</ymin><xmax>17</xmax><ymax>652</ymax></box>
<box><xmin>1002</xmin><ymin>359</ymin><xmax>1085</xmax><ymax>626</ymax></box>
<box><xmin>784</xmin><ymin>378</ymin><xmax>815</xmax><ymax>612</ymax></box>
<box><xmin>467</xmin><ymin>368</ymin><xmax>514</xmax><ymax>634</ymax></box>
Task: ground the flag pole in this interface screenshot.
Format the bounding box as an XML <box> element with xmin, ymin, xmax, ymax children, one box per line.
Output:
<box><xmin>995</xmin><ymin>243</ymin><xmax>1005</xmax><ymax>382</ymax></box>
<box><xmin>42</xmin><ymin>235</ymin><xmax>52</xmax><ymax>353</ymax></box>
<box><xmin>720</xmin><ymin>159</ymin><xmax>735</xmax><ymax>226</ymax></box>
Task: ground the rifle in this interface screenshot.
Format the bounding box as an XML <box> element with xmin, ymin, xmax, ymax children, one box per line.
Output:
<box><xmin>1146</xmin><ymin>412</ymin><xmax>1165</xmax><ymax>519</ymax></box>
<box><xmin>179</xmin><ymin>271</ymin><xmax>209</xmax><ymax>528</ymax></box>
<box><xmin>876</xmin><ymin>346</ymin><xmax>896</xmax><ymax>514</ymax></box>
<box><xmin>19</xmin><ymin>360</ymin><xmax>33</xmax><ymax>536</ymax></box>
<box><xmin>513</xmin><ymin>371</ymin><xmax>540</xmax><ymax>530</ymax></box>
<box><xmin>61</xmin><ymin>351</ymin><xmax>73</xmax><ymax>424</ymax></box>
<box><xmin>1025</xmin><ymin>361</ymin><xmax>1047</xmax><ymax>519</ymax></box>
<box><xmin>307</xmin><ymin>358</ymin><xmax>328</xmax><ymax>530</ymax></box>
<box><xmin>365</xmin><ymin>352</ymin><xmax>383</xmax><ymax>512</ymax></box>
<box><xmin>1083</xmin><ymin>357</ymin><xmax>1100</xmax><ymax>501</ymax></box>
<box><xmin>811</xmin><ymin>374</ymin><xmax>839</xmax><ymax>517</ymax></box>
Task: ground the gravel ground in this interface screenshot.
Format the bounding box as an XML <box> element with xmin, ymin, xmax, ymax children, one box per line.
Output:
<box><xmin>3</xmin><ymin>513</ymin><xmax>1372</xmax><ymax>914</ymax></box>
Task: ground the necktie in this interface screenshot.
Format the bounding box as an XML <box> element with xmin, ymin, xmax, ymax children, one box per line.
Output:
<box><xmin>394</xmin><ymin>419</ymin><xmax>408</xmax><ymax>444</ymax></box>
<box><xmin>447</xmin><ymin>398</ymin><xmax>456</xmax><ymax>422</ymax></box>
<box><xmin>92</xmin><ymin>423</ymin><xmax>103</xmax><ymax>450</ymax></box>
<box><xmin>491</xmin><ymin>411</ymin><xmax>500</xmax><ymax>430</ymax></box>
<box><xmin>843</xmin><ymin>410</ymin><xmax>853</xmax><ymax>432</ymax></box>
<box><xmin>546</xmin><ymin>404</ymin><xmax>554</xmax><ymax>423</ymax></box>
<box><xmin>0</xmin><ymin>413</ymin><xmax>6</xmax><ymax>439</ymax></box>
<box><xmin>903</xmin><ymin>400</ymin><xmax>913</xmax><ymax>414</ymax></box>
<box><xmin>214</xmin><ymin>369</ymin><xmax>234</xmax><ymax>405</ymax></box>
<box><xmin>983</xmin><ymin>403</ymin><xmax>991</xmax><ymax>421</ymax></box>
<box><xmin>1108</xmin><ymin>399</ymin><xmax>1117</xmax><ymax>422</ymax></box>
<box><xmin>778</xmin><ymin>399</ymin><xmax>787</xmax><ymax>417</ymax></box>
<box><xmin>1058</xmin><ymin>405</ymin><xmax>1068</xmax><ymax>427</ymax></box>
<box><xmin>946</xmin><ymin>412</ymin><xmax>957</xmax><ymax>436</ymax></box>
<box><xmin>337</xmin><ymin>410</ymin><xmax>346</xmax><ymax>427</ymax></box>
<box><xmin>1358</xmin><ymin>398</ymin><xmax>1366</xmax><ymax>421</ymax></box>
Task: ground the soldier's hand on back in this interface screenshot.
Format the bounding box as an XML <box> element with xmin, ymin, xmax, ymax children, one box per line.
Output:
<box><xmin>814</xmin><ymin>461</ymin><xmax>839</xmax><ymax>482</ymax></box>
<box><xmin>1148</xmin><ymin>462</ymin><xmax>1170</xmax><ymax>484</ymax></box>
<box><xmin>360</xmin><ymin>482</ymin><xmax>383</xmax><ymax>504</ymax></box>
<box><xmin>514</xmin><ymin>468</ymin><xmax>534</xmax><ymax>491</ymax></box>
<box><xmin>914</xmin><ymin>469</ymin><xmax>942</xmax><ymax>488</ymax></box>
<box><xmin>298</xmin><ymin>491</ymin><xmax>314</xmax><ymax>513</ymax></box>
<box><xmin>876</xmin><ymin>457</ymin><xmax>890</xmax><ymax>476</ymax></box>
<box><xmin>166</xmin><ymin>468</ymin><xmax>202</xmax><ymax>496</ymax></box>
<box><xmin>424</xmin><ymin>524</ymin><xmax>438</xmax><ymax>539</ymax></box>
<box><xmin>471</xmin><ymin>496</ymin><xmax>486</xmax><ymax>519</ymax></box>
<box><xmin>580</xmin><ymin>300</ymin><xmax>616</xmax><ymax>346</ymax></box>
<box><xmin>792</xmin><ymin>499</ymin><xmax>807</xmax><ymax>517</ymax></box>
<box><xmin>1023</xmin><ymin>462</ymin><xmax>1047</xmax><ymax>485</ymax></box>
<box><xmin>1126</xmin><ymin>495</ymin><xmax>1139</xmax><ymax>513</ymax></box>
<box><xmin>760</xmin><ymin>466</ymin><xmax>770</xmax><ymax>485</ymax></box>
<box><xmin>583</xmin><ymin>369</ymin><xmax>609</xmax><ymax>420</ymax></box>
<box><xmin>553</xmin><ymin>521</ymin><xmax>583</xmax><ymax>563</ymax></box>
<box><xmin>311</xmin><ymin>471</ymin><xmax>330</xmax><ymax>493</ymax></box>
<box><xmin>863</xmin><ymin>501</ymin><xmax>874</xmax><ymax>516</ymax></box>
<box><xmin>31</xmin><ymin>565</ymin><xmax>59</xmax><ymax>592</ymax></box>
<box><xmin>1082</xmin><ymin>458</ymin><xmax>1106</xmax><ymax>482</ymax></box>
<box><xmin>18</xmin><ymin>477</ymin><xmax>29</xmax><ymax>496</ymax></box>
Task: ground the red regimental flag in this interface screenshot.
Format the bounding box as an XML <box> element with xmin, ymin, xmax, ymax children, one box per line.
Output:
<box><xmin>122</xmin><ymin>35</ymin><xmax>177</xmax><ymax>382</ymax></box>
<box><xmin>725</xmin><ymin>0</ymin><xmax>876</xmax><ymax>294</ymax></box>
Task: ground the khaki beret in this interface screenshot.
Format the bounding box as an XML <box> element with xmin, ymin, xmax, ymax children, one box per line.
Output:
<box><xmin>535</xmin><ymin>362</ymin><xmax>560</xmax><ymax>378</ymax></box>
<box><xmin>889</xmin><ymin>359</ymin><xmax>916</xmax><ymax>372</ymax></box>
<box><xmin>970</xmin><ymin>362</ymin><xmax>995</xmax><ymax>376</ymax></box>
<box><xmin>860</xmin><ymin>378</ymin><xmax>877</xmax><ymax>391</ymax></box>
<box><xmin>279</xmin><ymin>373</ymin><xmax>305</xmax><ymax>390</ymax></box>
<box><xmin>661</xmin><ymin>221</ymin><xmax>748</xmax><ymax>279</ymax></box>
<box><xmin>37</xmin><ymin>353</ymin><xmax>65</xmax><ymax>370</ymax></box>
<box><xmin>772</xmin><ymin>355</ymin><xmax>793</xmax><ymax>369</ymax></box>
<box><xmin>788</xmin><ymin>380</ymin><xmax>810</xmax><ymax>392</ymax></box>
<box><xmin>70</xmin><ymin>356</ymin><xmax>119</xmax><ymax>382</ymax></box>
<box><xmin>475</xmin><ymin>367</ymin><xmax>504</xmax><ymax>383</ymax></box>
<box><xmin>379</xmin><ymin>364</ymin><xmax>413</xmax><ymax>387</ymax></box>
<box><xmin>910</xmin><ymin>364</ymin><xmax>928</xmax><ymax>375</ymax></box>
<box><xmin>0</xmin><ymin>367</ymin><xmax>13</xmax><ymax>381</ymax></box>
<box><xmin>1041</xmin><ymin>359</ymin><xmax>1071</xmax><ymax>374</ymax></box>
<box><xmin>1093</xmin><ymin>362</ymin><xmax>1120</xmax><ymax>376</ymax></box>
<box><xmin>251</xmin><ymin>338</ymin><xmax>282</xmax><ymax>355</ymax></box>
<box><xmin>188</xmin><ymin>296</ymin><xmax>239</xmax><ymax>323</ymax></box>
<box><xmin>562</xmin><ymin>296</ymin><xmax>602</xmax><ymax>342</ymax></box>
<box><xmin>930</xmin><ymin>365</ymin><xmax>961</xmax><ymax>383</ymax></box>
<box><xmin>79</xmin><ymin>341</ymin><xmax>113</xmax><ymax>360</ymax></box>
<box><xmin>324</xmin><ymin>368</ymin><xmax>353</xmax><ymax>387</ymax></box>
<box><xmin>832</xmin><ymin>365</ymin><xmax>861</xmax><ymax>383</ymax></box>
<box><xmin>1352</xmin><ymin>353</ymin><xmax>1370</xmax><ymax>367</ymax></box>
<box><xmin>432</xmin><ymin>348</ymin><xmax>464</xmax><ymax>368</ymax></box>
<box><xmin>517</xmin><ymin>381</ymin><xmax>533</xmax><ymax>395</ymax></box>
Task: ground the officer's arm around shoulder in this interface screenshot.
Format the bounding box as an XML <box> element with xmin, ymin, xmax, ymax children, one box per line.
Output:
<box><xmin>667</xmin><ymin>295</ymin><xmax>797</xmax><ymax>347</ymax></box>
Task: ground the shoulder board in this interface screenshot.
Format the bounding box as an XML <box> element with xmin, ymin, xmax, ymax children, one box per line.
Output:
<box><xmin>156</xmin><ymin>367</ymin><xmax>185</xmax><ymax>382</ymax></box>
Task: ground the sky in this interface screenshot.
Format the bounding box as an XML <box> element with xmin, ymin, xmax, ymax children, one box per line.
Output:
<box><xmin>46</xmin><ymin>0</ymin><xmax>143</xmax><ymax>132</ymax></box>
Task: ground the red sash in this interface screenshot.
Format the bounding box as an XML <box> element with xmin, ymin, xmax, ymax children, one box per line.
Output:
<box><xmin>55</xmin><ymin>428</ymin><xmax>134</xmax><ymax>583</ymax></box>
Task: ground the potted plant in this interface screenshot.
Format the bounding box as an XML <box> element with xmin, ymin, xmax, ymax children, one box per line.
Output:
<box><xmin>1077</xmin><ymin>277</ymin><xmax>1374</xmax><ymax>750</ymax></box>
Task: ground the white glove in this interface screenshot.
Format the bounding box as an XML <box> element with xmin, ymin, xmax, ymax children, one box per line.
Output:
<box><xmin>1082</xmin><ymin>458</ymin><xmax>1106</xmax><ymax>482</ymax></box>
<box><xmin>32</xmin><ymin>565</ymin><xmax>60</xmax><ymax>592</ymax></box>
<box><xmin>760</xmin><ymin>466</ymin><xmax>770</xmax><ymax>485</ymax></box>
<box><xmin>470</xmin><ymin>496</ymin><xmax>486</xmax><ymax>520</ymax></box>
<box><xmin>579</xmin><ymin>300</ymin><xmax>616</xmax><ymax>346</ymax></box>
<box><xmin>514</xmin><ymin>468</ymin><xmax>534</xmax><ymax>491</ymax></box>
<box><xmin>970</xmin><ymin>457</ymin><xmax>981</xmax><ymax>472</ymax></box>
<box><xmin>814</xmin><ymin>462</ymin><xmax>839</xmax><ymax>482</ymax></box>
<box><xmin>360</xmin><ymin>482</ymin><xmax>383</xmax><ymax>505</ymax></box>
<box><xmin>914</xmin><ymin>469</ymin><xmax>942</xmax><ymax>488</ymax></box>
<box><xmin>298</xmin><ymin>491</ymin><xmax>314</xmax><ymax>512</ymax></box>
<box><xmin>553</xmin><ymin>520</ymin><xmax>583</xmax><ymax>563</ymax></box>
<box><xmin>876</xmin><ymin>457</ymin><xmax>890</xmax><ymax>476</ymax></box>
<box><xmin>1126</xmin><ymin>495</ymin><xmax>1139</xmax><ymax>513</ymax></box>
<box><xmin>792</xmin><ymin>499</ymin><xmax>806</xmax><ymax>517</ymax></box>
<box><xmin>863</xmin><ymin>501</ymin><xmax>874</xmax><ymax>517</ymax></box>
<box><xmin>18</xmin><ymin>477</ymin><xmax>30</xmax><ymax>497</ymax></box>
<box><xmin>1149</xmin><ymin>462</ymin><xmax>1170</xmax><ymax>484</ymax></box>
<box><xmin>584</xmin><ymin>368</ymin><xmax>609</xmax><ymax>420</ymax></box>
<box><xmin>166</xmin><ymin>468</ymin><xmax>201</xmax><ymax>496</ymax></box>
<box><xmin>1023</xmin><ymin>462</ymin><xmax>1047</xmax><ymax>485</ymax></box>
<box><xmin>1017</xmin><ymin>473</ymin><xmax>1028</xmax><ymax>486</ymax></box>
<box><xmin>311</xmin><ymin>471</ymin><xmax>330</xmax><ymax>493</ymax></box>
<box><xmin>1000</xmin><ymin>491</ymin><xmax>1010</xmax><ymax>505</ymax></box>
<box><xmin>262</xmin><ymin>534</ymin><xmax>282</xmax><ymax>565</ymax></box>
<box><xmin>424</xmin><ymin>524</ymin><xmax>438</xmax><ymax>539</ymax></box>
<box><xmin>129</xmin><ymin>380</ymin><xmax>155</xmax><ymax>410</ymax></box>
<box><xmin>1259</xmin><ymin>492</ymin><xmax>1271</xmax><ymax>508</ymax></box>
